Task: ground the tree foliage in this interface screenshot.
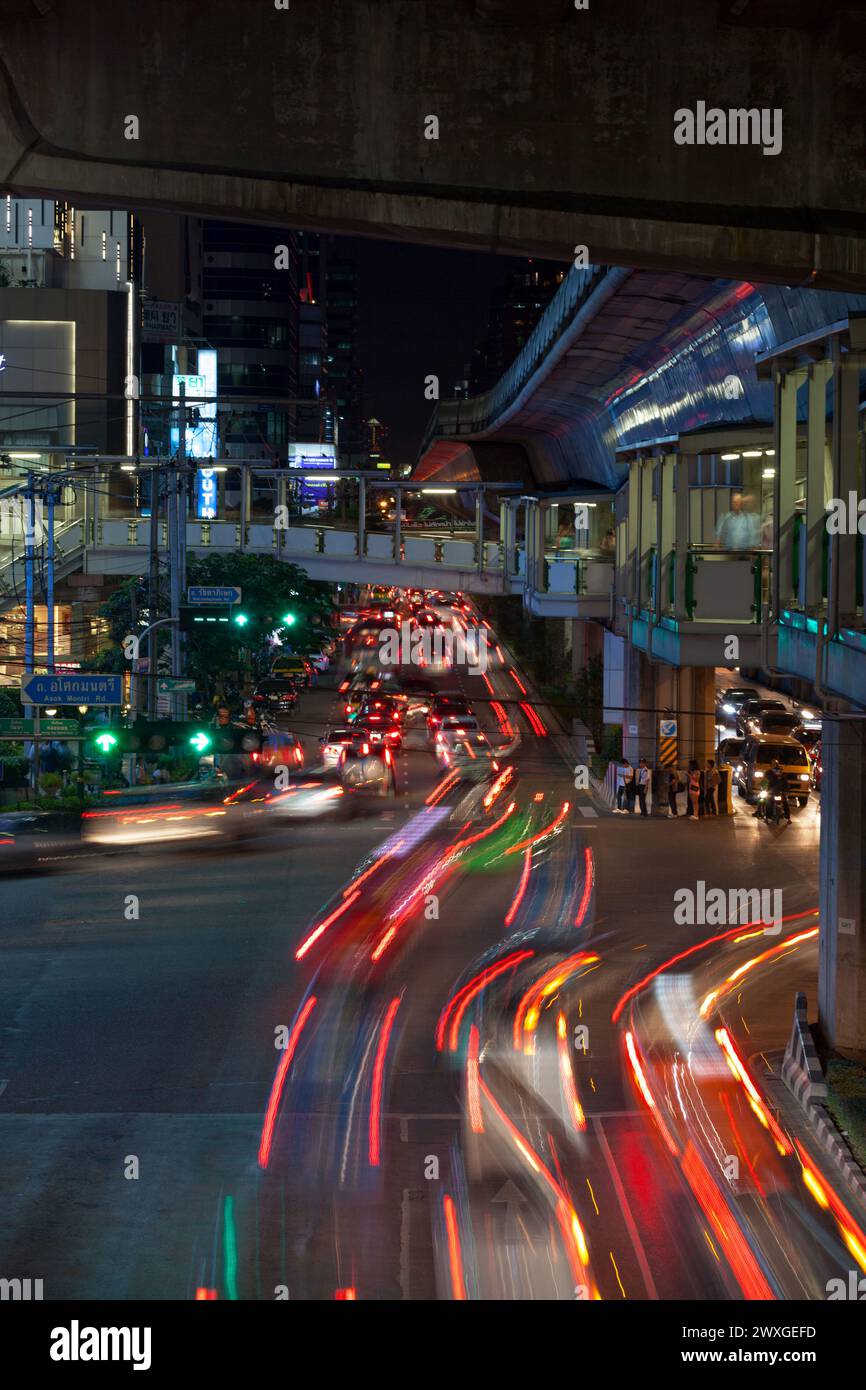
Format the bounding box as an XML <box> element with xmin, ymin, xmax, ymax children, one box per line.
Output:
<box><xmin>85</xmin><ymin>555</ymin><xmax>335</xmax><ymax>699</ymax></box>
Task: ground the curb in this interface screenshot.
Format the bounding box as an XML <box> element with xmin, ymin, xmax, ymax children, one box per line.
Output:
<box><xmin>781</xmin><ymin>992</ymin><xmax>866</xmax><ymax>1212</ymax></box>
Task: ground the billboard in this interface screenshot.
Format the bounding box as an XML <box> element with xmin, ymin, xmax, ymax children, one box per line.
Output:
<box><xmin>288</xmin><ymin>442</ymin><xmax>337</xmax><ymax>505</ymax></box>
<box><xmin>171</xmin><ymin>349</ymin><xmax>218</xmax><ymax>462</ymax></box>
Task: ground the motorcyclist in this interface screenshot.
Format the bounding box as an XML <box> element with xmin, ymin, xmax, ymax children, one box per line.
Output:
<box><xmin>764</xmin><ymin>758</ymin><xmax>791</xmax><ymax>825</ymax></box>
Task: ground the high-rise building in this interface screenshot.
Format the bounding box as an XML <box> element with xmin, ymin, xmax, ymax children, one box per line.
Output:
<box><xmin>201</xmin><ymin>221</ymin><xmax>299</xmax><ymax>459</ymax></box>
<box><xmin>470</xmin><ymin>259</ymin><xmax>567</xmax><ymax>394</ymax></box>
<box><xmin>295</xmin><ymin>232</ymin><xmax>333</xmax><ymax>446</ymax></box>
<box><xmin>325</xmin><ymin>253</ymin><xmax>364</xmax><ymax>465</ymax></box>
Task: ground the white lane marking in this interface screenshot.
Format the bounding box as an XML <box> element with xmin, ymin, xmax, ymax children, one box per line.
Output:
<box><xmin>593</xmin><ymin>1116</ymin><xmax>660</xmax><ymax>1300</ymax></box>
<box><xmin>578</xmin><ymin>806</ymin><xmax>598</xmax><ymax>818</ymax></box>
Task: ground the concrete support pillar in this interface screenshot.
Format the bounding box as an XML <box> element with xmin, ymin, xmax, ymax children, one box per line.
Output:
<box><xmin>500</xmin><ymin>501</ymin><xmax>517</xmax><ymax>575</ymax></box>
<box><xmin>677</xmin><ymin>666</ymin><xmax>715</xmax><ymax>768</ymax></box>
<box><xmin>657</xmin><ymin>453</ymin><xmax>675</xmax><ymax>618</ymax></box>
<box><xmin>773</xmin><ymin>367</ymin><xmax>801</xmax><ymax>615</ymax></box>
<box><xmin>570</xmin><ymin>618</ymin><xmax>602</xmax><ymax>678</ymax></box>
<box><xmin>830</xmin><ymin>349</ymin><xmax>861</xmax><ymax>628</ymax></box>
<box><xmin>626</xmin><ymin>461</ymin><xmax>640</xmax><ymax>603</ymax></box>
<box><xmin>622</xmin><ymin>641</ymin><xmax>655</xmax><ymax>764</ymax></box>
<box><xmin>637</xmin><ymin>456</ymin><xmax>654</xmax><ymax>609</ymax></box>
<box><xmin>674</xmin><ymin>453</ymin><xmax>689</xmax><ymax>618</ymax></box>
<box><xmin>805</xmin><ymin>361</ymin><xmax>831</xmax><ymax>613</ymax></box>
<box><xmin>818</xmin><ymin>717</ymin><xmax>866</xmax><ymax>1051</ymax></box>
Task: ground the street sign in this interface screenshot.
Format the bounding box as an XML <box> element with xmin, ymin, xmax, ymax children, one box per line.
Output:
<box><xmin>658</xmin><ymin>717</ymin><xmax>678</xmax><ymax>769</ymax></box>
<box><xmin>19</xmin><ymin>674</ymin><xmax>123</xmax><ymax>706</ymax></box>
<box><xmin>187</xmin><ymin>586</ymin><xmax>242</xmax><ymax>606</ymax></box>
<box><xmin>0</xmin><ymin>718</ymin><xmax>35</xmax><ymax>737</ymax></box>
<box><xmin>157</xmin><ymin>678</ymin><xmax>196</xmax><ymax>695</ymax></box>
<box><xmin>0</xmin><ymin>717</ymin><xmax>81</xmax><ymax>738</ymax></box>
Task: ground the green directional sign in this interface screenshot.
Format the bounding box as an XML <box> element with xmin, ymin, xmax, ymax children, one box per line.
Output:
<box><xmin>0</xmin><ymin>718</ymin><xmax>34</xmax><ymax>737</ymax></box>
<box><xmin>157</xmin><ymin>678</ymin><xmax>197</xmax><ymax>695</ymax></box>
<box><xmin>0</xmin><ymin>717</ymin><xmax>81</xmax><ymax>737</ymax></box>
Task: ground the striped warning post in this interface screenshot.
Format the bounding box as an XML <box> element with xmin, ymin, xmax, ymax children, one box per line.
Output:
<box><xmin>658</xmin><ymin>735</ymin><xmax>677</xmax><ymax>768</ymax></box>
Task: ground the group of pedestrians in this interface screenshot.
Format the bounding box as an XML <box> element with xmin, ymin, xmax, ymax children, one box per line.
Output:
<box><xmin>613</xmin><ymin>757</ymin><xmax>651</xmax><ymax>816</ymax></box>
<box><xmin>670</xmin><ymin>759</ymin><xmax>721</xmax><ymax>819</ymax></box>
<box><xmin>615</xmin><ymin>756</ymin><xmax>721</xmax><ymax>818</ymax></box>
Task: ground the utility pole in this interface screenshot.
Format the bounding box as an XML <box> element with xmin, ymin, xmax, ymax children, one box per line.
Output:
<box><xmin>46</xmin><ymin>481</ymin><xmax>59</xmax><ymax>674</ymax></box>
<box><xmin>147</xmin><ymin>464</ymin><xmax>160</xmax><ymax>717</ymax></box>
<box><xmin>23</xmin><ymin>472</ymin><xmax>38</xmax><ymax>793</ymax></box>
<box><xmin>168</xmin><ymin>384</ymin><xmax>185</xmax><ymax>721</ymax></box>
<box><xmin>177</xmin><ymin>400</ymin><xmax>189</xmax><ymax>722</ymax></box>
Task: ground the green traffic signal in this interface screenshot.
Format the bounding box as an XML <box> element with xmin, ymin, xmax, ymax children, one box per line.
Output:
<box><xmin>94</xmin><ymin>731</ymin><xmax>119</xmax><ymax>754</ymax></box>
<box><xmin>282</xmin><ymin>612</ymin><xmax>296</xmax><ymax>626</ymax></box>
<box><xmin>189</xmin><ymin>730</ymin><xmax>212</xmax><ymax>753</ymax></box>
<box><xmin>233</xmin><ymin>612</ymin><xmax>249</xmax><ymax>627</ymax></box>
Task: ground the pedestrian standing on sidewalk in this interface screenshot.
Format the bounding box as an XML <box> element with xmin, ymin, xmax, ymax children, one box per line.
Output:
<box><xmin>636</xmin><ymin>758</ymin><xmax>650</xmax><ymax>817</ymax></box>
<box><xmin>704</xmin><ymin>758</ymin><xmax>720</xmax><ymax>816</ymax></box>
<box><xmin>667</xmin><ymin>767</ymin><xmax>680</xmax><ymax>817</ymax></box>
<box><xmin>624</xmin><ymin>759</ymin><xmax>637</xmax><ymax>815</ymax></box>
<box><xmin>686</xmin><ymin>760</ymin><xmax>703</xmax><ymax>820</ymax></box>
<box><xmin>615</xmin><ymin>757</ymin><xmax>631</xmax><ymax>813</ymax></box>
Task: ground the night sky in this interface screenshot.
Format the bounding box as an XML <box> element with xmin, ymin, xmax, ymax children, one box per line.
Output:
<box><xmin>344</xmin><ymin>238</ymin><xmax>523</xmax><ymax>465</ymax></box>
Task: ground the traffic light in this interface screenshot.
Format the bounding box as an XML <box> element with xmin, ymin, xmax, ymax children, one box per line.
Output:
<box><xmin>188</xmin><ymin>730</ymin><xmax>212</xmax><ymax>754</ymax></box>
<box><xmin>199</xmin><ymin>723</ymin><xmax>265</xmax><ymax>755</ymax></box>
<box><xmin>89</xmin><ymin>721</ymin><xmax>195</xmax><ymax>757</ymax></box>
<box><xmin>282</xmin><ymin>612</ymin><xmax>296</xmax><ymax>627</ymax></box>
<box><xmin>233</xmin><ymin>612</ymin><xmax>249</xmax><ymax>627</ymax></box>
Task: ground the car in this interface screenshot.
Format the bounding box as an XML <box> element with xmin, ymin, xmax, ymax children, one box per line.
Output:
<box><xmin>81</xmin><ymin>780</ymin><xmax>263</xmax><ymax>848</ymax></box>
<box><xmin>736</xmin><ymin>698</ymin><xmax>787</xmax><ymax>736</ymax></box>
<box><xmin>750</xmin><ymin>710</ymin><xmax>803</xmax><ymax>738</ymax></box>
<box><xmin>794</xmin><ymin>724</ymin><xmax>822</xmax><ymax>754</ymax></box>
<box><xmin>271</xmin><ymin>654</ymin><xmax>313</xmax><ymax>686</ymax></box>
<box><xmin>433</xmin><ymin>725</ymin><xmax>495</xmax><ymax>769</ymax></box>
<box><xmin>358</xmin><ymin>709</ymin><xmax>402</xmax><ymax>750</ymax></box>
<box><xmin>256</xmin><ymin>729</ymin><xmax>305</xmax><ymax>769</ymax></box>
<box><xmin>395</xmin><ymin>677</ymin><xmax>436</xmax><ymax>714</ymax></box>
<box><xmin>320</xmin><ymin>726</ymin><xmax>370</xmax><ymax>769</ymax></box>
<box><xmin>737</xmin><ymin>735</ymin><xmax>813</xmax><ymax>806</ymax></box>
<box><xmin>717</xmin><ymin>736</ymin><xmax>746</xmax><ymax>778</ymax></box>
<box><xmin>253</xmin><ymin>677</ymin><xmax>299</xmax><ymax>714</ymax></box>
<box><xmin>427</xmin><ymin>693</ymin><xmax>474</xmax><ymax>736</ymax></box>
<box><xmin>303</xmin><ymin>649</ymin><xmax>330</xmax><ymax>672</ymax></box>
<box><xmin>265</xmin><ymin>770</ymin><xmax>359</xmax><ymax>821</ymax></box>
<box><xmin>358</xmin><ymin>693</ymin><xmax>403</xmax><ymax>724</ymax></box>
<box><xmin>716</xmin><ymin>686</ymin><xmax>759</xmax><ymax>720</ymax></box>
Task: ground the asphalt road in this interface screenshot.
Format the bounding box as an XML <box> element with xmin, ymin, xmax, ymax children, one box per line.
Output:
<box><xmin>0</xmin><ymin>608</ymin><xmax>857</xmax><ymax>1302</ymax></box>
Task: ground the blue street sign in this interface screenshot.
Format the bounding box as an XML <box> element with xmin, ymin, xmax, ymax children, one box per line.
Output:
<box><xmin>20</xmin><ymin>674</ymin><xmax>124</xmax><ymax>706</ymax></box>
<box><xmin>187</xmin><ymin>585</ymin><xmax>242</xmax><ymax>606</ymax></box>
<box><xmin>659</xmin><ymin>718</ymin><xmax>678</xmax><ymax>738</ymax></box>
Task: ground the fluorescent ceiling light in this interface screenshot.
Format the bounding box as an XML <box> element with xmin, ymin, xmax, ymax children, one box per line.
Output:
<box><xmin>762</xmin><ymin>468</ymin><xmax>776</xmax><ymax>478</ymax></box>
<box><xmin>421</xmin><ymin>488</ymin><xmax>457</xmax><ymax>494</ymax></box>
<box><xmin>743</xmin><ymin>450</ymin><xmax>763</xmax><ymax>457</ymax></box>
<box><xmin>721</xmin><ymin>453</ymin><xmax>740</xmax><ymax>461</ymax></box>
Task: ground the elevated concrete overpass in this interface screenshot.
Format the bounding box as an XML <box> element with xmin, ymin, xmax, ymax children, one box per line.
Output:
<box><xmin>2</xmin><ymin>0</ymin><xmax>866</xmax><ymax>285</ymax></box>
